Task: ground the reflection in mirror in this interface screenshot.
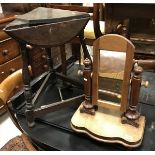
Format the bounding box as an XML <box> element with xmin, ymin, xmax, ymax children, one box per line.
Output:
<box><xmin>98</xmin><ymin>50</ymin><xmax>126</xmax><ymax>104</ymax></box>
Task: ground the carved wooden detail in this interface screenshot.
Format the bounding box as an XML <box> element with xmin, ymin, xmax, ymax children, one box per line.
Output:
<box><xmin>80</xmin><ymin>58</ymin><xmax>96</xmax><ymax>115</ymax></box>
<box><xmin>121</xmin><ymin>63</ymin><xmax>143</xmax><ymax>128</ymax></box>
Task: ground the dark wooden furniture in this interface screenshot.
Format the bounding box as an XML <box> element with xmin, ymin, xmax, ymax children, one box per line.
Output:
<box><xmin>105</xmin><ymin>3</ymin><xmax>155</xmax><ymax>59</ymax></box>
<box><xmin>1</xmin><ymin>3</ymin><xmax>105</xmax><ymax>74</ymax></box>
<box><xmin>0</xmin><ymin>4</ymin><xmax>73</xmax><ymax>115</ymax></box>
<box><xmin>0</xmin><ymin>13</ymin><xmax>49</xmax><ymax>115</ymax></box>
<box><xmin>0</xmin><ymin>14</ymin><xmax>22</xmax><ymax>115</ymax></box>
<box><xmin>4</xmin><ymin>7</ymin><xmax>90</xmax><ymax>127</ymax></box>
<box><xmin>1</xmin><ymin>4</ymin><xmax>52</xmax><ymax>78</ymax></box>
<box><xmin>1</xmin><ymin>3</ymin><xmax>73</xmax><ymax>78</ymax></box>
<box><xmin>0</xmin><ymin>14</ymin><xmax>21</xmax><ymax>83</ymax></box>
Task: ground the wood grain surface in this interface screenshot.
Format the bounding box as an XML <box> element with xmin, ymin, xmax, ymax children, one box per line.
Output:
<box><xmin>71</xmin><ymin>104</ymin><xmax>145</xmax><ymax>148</ymax></box>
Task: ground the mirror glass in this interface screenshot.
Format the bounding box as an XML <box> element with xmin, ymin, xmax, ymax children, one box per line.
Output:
<box><xmin>98</xmin><ymin>50</ymin><xmax>126</xmax><ymax>105</ymax></box>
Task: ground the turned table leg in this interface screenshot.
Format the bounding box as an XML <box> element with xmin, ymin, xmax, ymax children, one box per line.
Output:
<box><xmin>45</xmin><ymin>48</ymin><xmax>53</xmax><ymax>72</ymax></box>
<box><xmin>60</xmin><ymin>45</ymin><xmax>67</xmax><ymax>75</ymax></box>
<box><xmin>20</xmin><ymin>43</ymin><xmax>34</xmax><ymax>127</ymax></box>
<box><xmin>80</xmin><ymin>58</ymin><xmax>95</xmax><ymax>115</ymax></box>
<box><xmin>121</xmin><ymin>64</ymin><xmax>143</xmax><ymax>127</ymax></box>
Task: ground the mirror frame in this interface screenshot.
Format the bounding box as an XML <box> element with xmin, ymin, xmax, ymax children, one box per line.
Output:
<box><xmin>92</xmin><ymin>34</ymin><xmax>135</xmax><ymax>112</ymax></box>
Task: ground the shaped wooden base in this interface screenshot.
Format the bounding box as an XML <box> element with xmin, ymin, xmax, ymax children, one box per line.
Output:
<box><xmin>71</xmin><ymin>104</ymin><xmax>145</xmax><ymax>148</ymax></box>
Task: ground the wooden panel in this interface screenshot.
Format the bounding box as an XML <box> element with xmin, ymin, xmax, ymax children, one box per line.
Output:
<box><xmin>0</xmin><ymin>55</ymin><xmax>22</xmax><ymax>83</ymax></box>
<box><xmin>0</xmin><ymin>38</ymin><xmax>20</xmax><ymax>64</ymax></box>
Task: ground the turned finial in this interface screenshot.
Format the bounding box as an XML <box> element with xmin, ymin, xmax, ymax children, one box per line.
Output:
<box><xmin>84</xmin><ymin>58</ymin><xmax>91</xmax><ymax>66</ymax></box>
<box><xmin>134</xmin><ymin>66</ymin><xmax>143</xmax><ymax>76</ymax></box>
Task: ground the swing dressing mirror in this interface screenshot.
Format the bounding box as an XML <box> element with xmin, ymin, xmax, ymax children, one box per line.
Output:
<box><xmin>92</xmin><ymin>34</ymin><xmax>134</xmax><ymax>112</ymax></box>
<box><xmin>71</xmin><ymin>34</ymin><xmax>146</xmax><ymax>148</ymax></box>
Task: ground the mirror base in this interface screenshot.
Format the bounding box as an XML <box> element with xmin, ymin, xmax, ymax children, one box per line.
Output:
<box><xmin>71</xmin><ymin>104</ymin><xmax>145</xmax><ymax>148</ymax></box>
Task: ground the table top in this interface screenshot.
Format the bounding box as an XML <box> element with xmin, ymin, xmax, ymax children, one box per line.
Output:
<box><xmin>4</xmin><ymin>7</ymin><xmax>90</xmax><ymax>47</ymax></box>
<box><xmin>6</xmin><ymin>7</ymin><xmax>90</xmax><ymax>29</ymax></box>
<box><xmin>16</xmin><ymin>7</ymin><xmax>90</xmax><ymax>26</ymax></box>
<box><xmin>10</xmin><ymin>65</ymin><xmax>155</xmax><ymax>151</ymax></box>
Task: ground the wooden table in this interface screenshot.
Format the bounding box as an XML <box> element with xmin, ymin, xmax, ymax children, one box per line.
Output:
<box><xmin>4</xmin><ymin>7</ymin><xmax>90</xmax><ymax>127</ymax></box>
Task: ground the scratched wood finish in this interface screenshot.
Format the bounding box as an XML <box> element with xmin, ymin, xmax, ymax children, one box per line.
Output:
<box><xmin>5</xmin><ymin>18</ymin><xmax>89</xmax><ymax>47</ymax></box>
<box><xmin>92</xmin><ymin>34</ymin><xmax>135</xmax><ymax>112</ymax></box>
<box><xmin>4</xmin><ymin>7</ymin><xmax>90</xmax><ymax>47</ymax></box>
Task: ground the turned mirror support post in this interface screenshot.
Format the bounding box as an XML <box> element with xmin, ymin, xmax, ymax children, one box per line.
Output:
<box><xmin>80</xmin><ymin>58</ymin><xmax>96</xmax><ymax>115</ymax></box>
<box><xmin>20</xmin><ymin>43</ymin><xmax>34</xmax><ymax>127</ymax></box>
<box><xmin>121</xmin><ymin>63</ymin><xmax>143</xmax><ymax>128</ymax></box>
